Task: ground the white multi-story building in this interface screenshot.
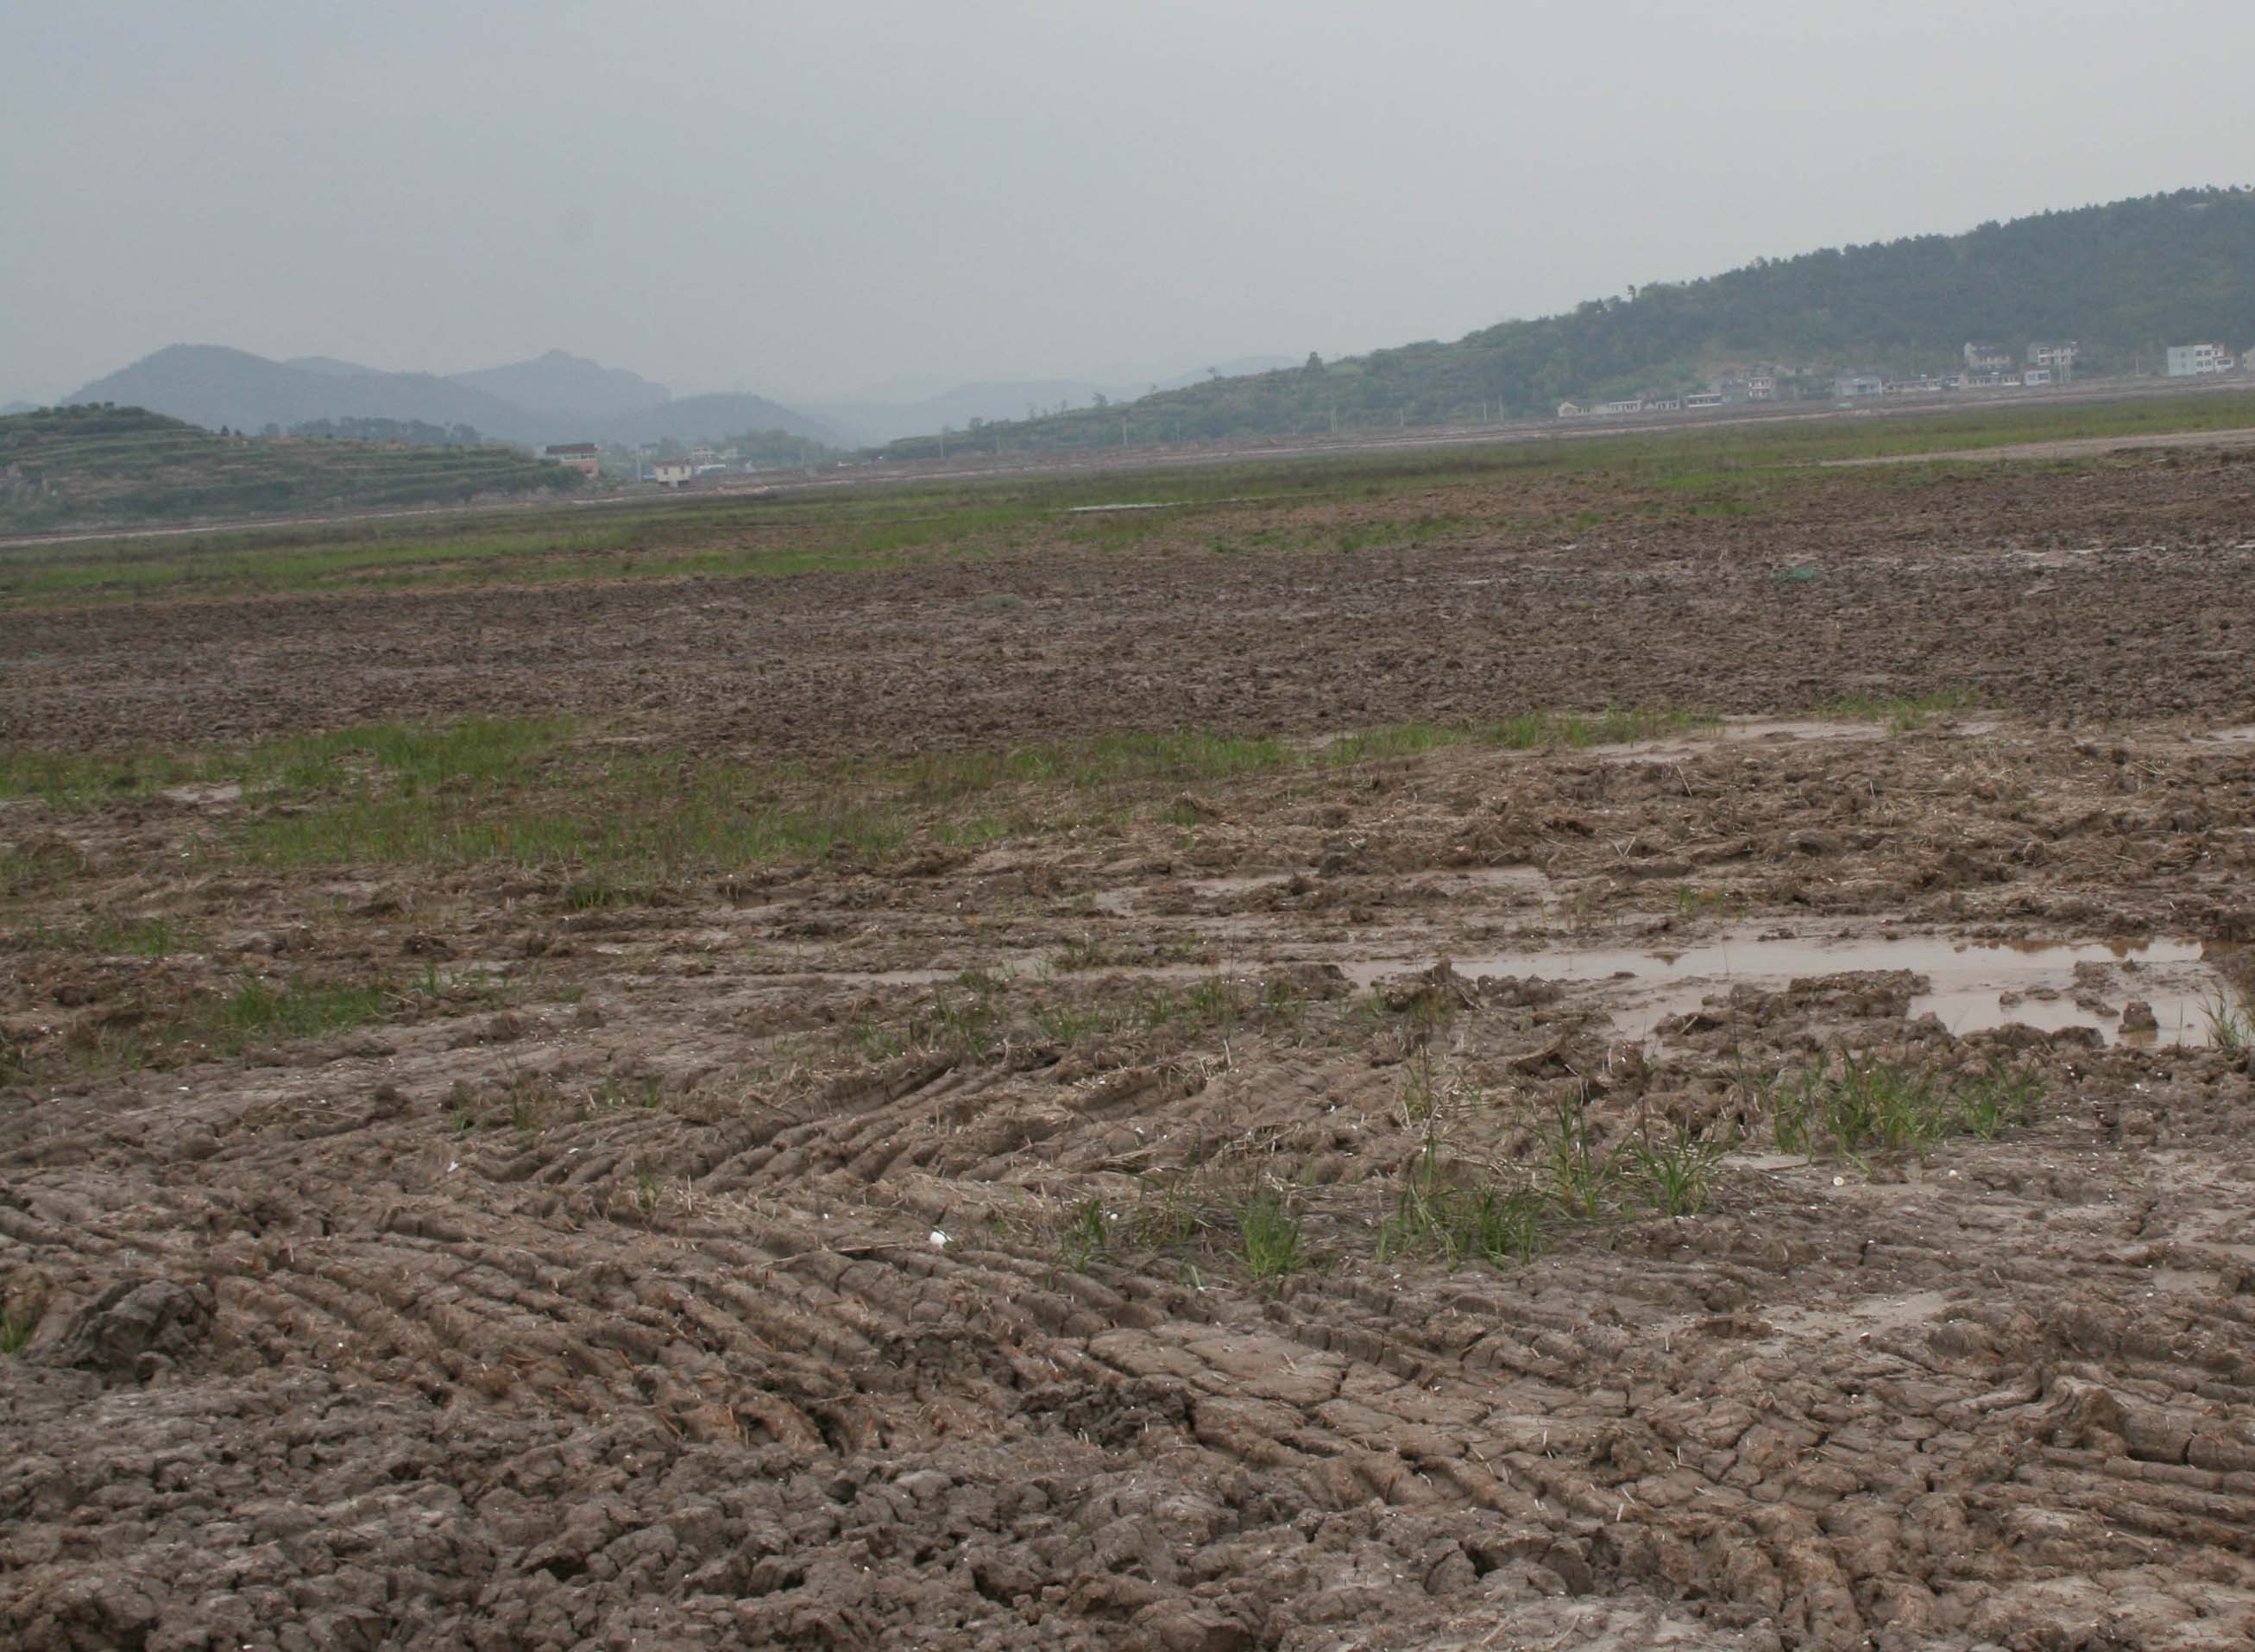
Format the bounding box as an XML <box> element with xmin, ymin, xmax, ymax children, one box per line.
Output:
<box><xmin>2026</xmin><ymin>340</ymin><xmax>2078</xmax><ymax>372</ymax></box>
<box><xmin>1963</xmin><ymin>342</ymin><xmax>2013</xmax><ymax>371</ymax></box>
<box><xmin>2166</xmin><ymin>344</ymin><xmax>2233</xmax><ymax>376</ymax></box>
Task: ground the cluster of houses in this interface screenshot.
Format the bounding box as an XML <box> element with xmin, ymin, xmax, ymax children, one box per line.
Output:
<box><xmin>1557</xmin><ymin>371</ymin><xmax>1774</xmax><ymax>419</ymax></box>
<box><xmin>1831</xmin><ymin>341</ymin><xmax>2082</xmax><ymax>400</ymax></box>
<box><xmin>1561</xmin><ymin>335</ymin><xmax>2255</xmax><ymax>419</ymax></box>
<box><xmin>540</xmin><ymin>441</ymin><xmax>748</xmax><ymax>486</ymax></box>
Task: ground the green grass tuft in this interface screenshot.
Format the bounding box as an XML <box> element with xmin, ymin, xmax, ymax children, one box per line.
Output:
<box><xmin>1377</xmin><ymin>1140</ymin><xmax>1544</xmax><ymax>1268</ymax></box>
<box><xmin>1235</xmin><ymin>1189</ymin><xmax>1306</xmax><ymax>1282</ymax></box>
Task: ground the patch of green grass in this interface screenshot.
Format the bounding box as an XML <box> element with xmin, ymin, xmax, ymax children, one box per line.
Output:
<box><xmin>1376</xmin><ymin>1140</ymin><xmax>1544</xmax><ymax>1268</ymax></box>
<box><xmin>1182</xmin><ymin>975</ymin><xmax>1243</xmax><ymax>1036</ymax></box>
<box><xmin>1059</xmin><ymin>1198</ymin><xmax>1113</xmax><ymax>1270</ymax></box>
<box><xmin>1820</xmin><ymin>688</ymin><xmax>1981</xmax><ymax>733</ymax></box>
<box><xmin>2201</xmin><ymin>990</ymin><xmax>2250</xmax><ymax>1054</ymax></box>
<box><xmin>0</xmin><ymin>716</ymin><xmax>574</xmax><ymax>808</ymax></box>
<box><xmin>1622</xmin><ymin>1124</ymin><xmax>1728</xmax><ymax>1215</ymax></box>
<box><xmin>1234</xmin><ymin>1189</ymin><xmax>1307</xmax><ymax>1282</ymax></box>
<box><xmin>1125</xmin><ymin>1173</ymin><xmax>1207</xmax><ymax>1249</ymax></box>
<box><xmin>209</xmin><ymin>975</ymin><xmax>392</xmax><ymax>1052</ymax></box>
<box><xmin>1483</xmin><ymin>707</ymin><xmax>1720</xmax><ymax>750</ymax></box>
<box><xmin>1768</xmin><ymin>1053</ymin><xmax>2038</xmax><ymax>1158</ymax></box>
<box><xmin>0</xmin><ymin>748</ymin><xmax>204</xmax><ymax>804</ymax></box>
<box><xmin>1034</xmin><ymin>1001</ymin><xmax>1118</xmax><ymax>1048</ymax></box>
<box><xmin>10</xmin><ymin>704</ymin><xmax>1729</xmax><ymax>904</ymax></box>
<box><xmin>68</xmin><ymin>914</ymin><xmax>188</xmax><ymax>956</ymax></box>
<box><xmin>589</xmin><ymin>1074</ymin><xmax>664</xmax><ymax>1112</ymax></box>
<box><xmin>1543</xmin><ymin>1090</ymin><xmax>1616</xmax><ymax>1219</ymax></box>
<box><xmin>1048</xmin><ymin>935</ymin><xmax>1121</xmax><ymax>974</ymax></box>
<box><xmin>1396</xmin><ymin>1048</ymin><xmax>1444</xmax><ymax>1126</ymax></box>
<box><xmin>0</xmin><ymin>1302</ymin><xmax>41</xmax><ymax>1357</ymax></box>
<box><xmin>1319</xmin><ymin>722</ymin><xmax>1468</xmax><ymax>765</ymax></box>
<box><xmin>914</xmin><ymin>984</ymin><xmax>998</xmax><ymax>1062</ymax></box>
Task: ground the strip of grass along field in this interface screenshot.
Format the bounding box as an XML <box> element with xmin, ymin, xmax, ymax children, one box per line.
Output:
<box><xmin>9</xmin><ymin>391</ymin><xmax>2250</xmax><ymax>607</ymax></box>
<box><xmin>2</xmin><ymin>709</ymin><xmax>1716</xmax><ymax>887</ymax></box>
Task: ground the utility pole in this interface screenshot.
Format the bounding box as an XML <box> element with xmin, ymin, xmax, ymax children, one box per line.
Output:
<box><xmin>1121</xmin><ymin>416</ymin><xmax>1129</xmax><ymax>449</ymax></box>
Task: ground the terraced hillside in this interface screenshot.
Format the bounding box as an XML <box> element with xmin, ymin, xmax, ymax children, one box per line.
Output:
<box><xmin>0</xmin><ymin>404</ymin><xmax>582</xmax><ymax>533</ymax></box>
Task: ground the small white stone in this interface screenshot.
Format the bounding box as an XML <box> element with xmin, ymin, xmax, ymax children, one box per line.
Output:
<box><xmin>929</xmin><ymin>1229</ymin><xmax>950</xmax><ymax>1249</ymax></box>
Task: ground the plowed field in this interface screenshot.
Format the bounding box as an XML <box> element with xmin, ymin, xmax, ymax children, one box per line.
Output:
<box><xmin>5</xmin><ymin>441</ymin><xmax>2255</xmax><ymax>1650</ymax></box>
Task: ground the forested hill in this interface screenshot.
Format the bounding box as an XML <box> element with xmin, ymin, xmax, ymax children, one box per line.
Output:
<box><xmin>883</xmin><ymin>187</ymin><xmax>2255</xmax><ymax>458</ymax></box>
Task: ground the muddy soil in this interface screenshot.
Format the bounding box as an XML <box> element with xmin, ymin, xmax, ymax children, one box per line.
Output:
<box><xmin>3</xmin><ymin>448</ymin><xmax>2253</xmax><ymax>757</ymax></box>
<box><xmin>6</xmin><ymin>452</ymin><xmax>2255</xmax><ymax>1650</ymax></box>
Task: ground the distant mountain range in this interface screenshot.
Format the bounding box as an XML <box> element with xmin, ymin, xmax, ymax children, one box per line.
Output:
<box><xmin>63</xmin><ymin>346</ymin><xmax>841</xmax><ymax>450</ymax></box>
<box><xmin>43</xmin><ymin>337</ymin><xmax>1326</xmax><ymax>455</ymax></box>
<box><xmin>52</xmin><ymin>346</ymin><xmax>1307</xmax><ymax>452</ymax></box>
<box><xmin>808</xmin><ymin>356</ymin><xmax>1298</xmax><ymax>445</ymax></box>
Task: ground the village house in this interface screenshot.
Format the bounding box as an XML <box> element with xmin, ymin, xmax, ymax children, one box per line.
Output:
<box><xmin>2026</xmin><ymin>340</ymin><xmax>2078</xmax><ymax>372</ymax></box>
<box><xmin>2021</xmin><ymin>368</ymin><xmax>2053</xmax><ymax>387</ymax></box>
<box><xmin>1683</xmin><ymin>391</ymin><xmax>1723</xmax><ymax>410</ymax></box>
<box><xmin>2167</xmin><ymin>344</ymin><xmax>2236</xmax><ymax>376</ymax></box>
<box><xmin>1833</xmin><ymin>373</ymin><xmax>1885</xmax><ymax>399</ymax></box>
<box><xmin>1556</xmin><ymin>400</ymin><xmax>1588</xmax><ymax>418</ymax></box>
<box><xmin>650</xmin><ymin>458</ymin><xmax>694</xmax><ymax>486</ymax></box>
<box><xmin>1963</xmin><ymin>342</ymin><xmax>2013</xmax><ymax>371</ymax></box>
<box><xmin>1596</xmin><ymin>397</ymin><xmax>1644</xmax><ymax>416</ymax></box>
<box><xmin>541</xmin><ymin>443</ymin><xmax>601</xmax><ymax>480</ymax></box>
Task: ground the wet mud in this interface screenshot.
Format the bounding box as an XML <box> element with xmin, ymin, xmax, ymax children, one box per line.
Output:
<box><xmin>5</xmin><ymin>450</ymin><xmax>2255</xmax><ymax>1649</ymax></box>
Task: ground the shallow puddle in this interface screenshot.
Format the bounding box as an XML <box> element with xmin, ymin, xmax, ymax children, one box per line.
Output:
<box><xmin>1341</xmin><ymin>931</ymin><xmax>2227</xmax><ymax>1046</ymax></box>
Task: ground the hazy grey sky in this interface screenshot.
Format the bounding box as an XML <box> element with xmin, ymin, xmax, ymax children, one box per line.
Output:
<box><xmin>5</xmin><ymin>1</ymin><xmax>2252</xmax><ymax>403</ymax></box>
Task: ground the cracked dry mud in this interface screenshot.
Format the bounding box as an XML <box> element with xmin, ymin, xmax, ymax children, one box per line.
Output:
<box><xmin>5</xmin><ymin>446</ymin><xmax>2255</xmax><ymax>1649</ymax></box>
